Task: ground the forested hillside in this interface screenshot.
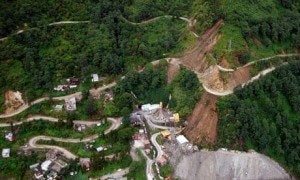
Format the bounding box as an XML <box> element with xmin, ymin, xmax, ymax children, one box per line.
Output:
<box><xmin>112</xmin><ymin>63</ymin><xmax>201</xmax><ymax>118</ymax></box>
<box><xmin>0</xmin><ymin>0</ymin><xmax>97</xmax><ymax>38</ymax></box>
<box><xmin>214</xmin><ymin>0</ymin><xmax>300</xmax><ymax>66</ymax></box>
<box><xmin>0</xmin><ymin>0</ymin><xmax>201</xmax><ymax>112</ymax></box>
<box><xmin>217</xmin><ymin>61</ymin><xmax>300</xmax><ymax>177</ymax></box>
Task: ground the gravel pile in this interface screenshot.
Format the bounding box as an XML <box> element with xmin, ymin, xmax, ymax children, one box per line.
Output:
<box><xmin>174</xmin><ymin>150</ymin><xmax>293</xmax><ymax>180</ymax></box>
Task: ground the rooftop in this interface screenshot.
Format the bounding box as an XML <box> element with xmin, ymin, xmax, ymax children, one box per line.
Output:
<box><xmin>176</xmin><ymin>135</ymin><xmax>189</xmax><ymax>145</ymax></box>
<box><xmin>91</xmin><ymin>74</ymin><xmax>99</xmax><ymax>82</ymax></box>
<box><xmin>2</xmin><ymin>148</ymin><xmax>10</xmax><ymax>158</ymax></box>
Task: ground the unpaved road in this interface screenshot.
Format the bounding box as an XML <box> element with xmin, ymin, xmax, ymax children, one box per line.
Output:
<box><xmin>243</xmin><ymin>53</ymin><xmax>300</xmax><ymax>67</ymax></box>
<box><xmin>0</xmin><ymin>82</ymin><xmax>116</xmax><ymax>119</ymax></box>
<box><xmin>0</xmin><ymin>115</ymin><xmax>108</xmax><ymax>128</ymax></box>
<box><xmin>26</xmin><ymin>117</ymin><xmax>121</xmax><ymax>159</ymax></box>
<box><xmin>98</xmin><ymin>168</ymin><xmax>129</xmax><ymax>180</ymax></box>
<box><xmin>0</xmin><ymin>21</ymin><xmax>90</xmax><ymax>40</ymax></box>
<box><xmin>151</xmin><ymin>132</ymin><xmax>162</xmax><ymax>161</ymax></box>
<box><xmin>121</xmin><ymin>15</ymin><xmax>199</xmax><ymax>38</ymax></box>
<box><xmin>175</xmin><ymin>150</ymin><xmax>292</xmax><ymax>180</ymax></box>
<box><xmin>140</xmin><ymin>149</ymin><xmax>154</xmax><ymax>180</ymax></box>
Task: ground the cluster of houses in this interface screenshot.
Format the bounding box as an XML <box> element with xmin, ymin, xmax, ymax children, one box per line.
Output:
<box><xmin>54</xmin><ymin>74</ymin><xmax>102</xmax><ymax>92</ymax></box>
<box><xmin>54</xmin><ymin>96</ymin><xmax>77</xmax><ymax>112</ymax></box>
<box><xmin>157</xmin><ymin>130</ymin><xmax>199</xmax><ymax>168</ymax></box>
<box><xmin>54</xmin><ymin>77</ymin><xmax>81</xmax><ymax>92</ymax></box>
<box><xmin>30</xmin><ymin>150</ymin><xmax>68</xmax><ymax>180</ymax></box>
<box><xmin>132</xmin><ymin>129</ymin><xmax>151</xmax><ymax>155</ymax></box>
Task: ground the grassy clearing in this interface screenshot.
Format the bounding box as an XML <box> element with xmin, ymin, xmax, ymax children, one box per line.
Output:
<box><xmin>214</xmin><ymin>24</ymin><xmax>247</xmax><ymax>66</ymax></box>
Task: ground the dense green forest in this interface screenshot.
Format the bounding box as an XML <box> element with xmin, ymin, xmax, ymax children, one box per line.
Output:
<box><xmin>0</xmin><ymin>2</ymin><xmax>191</xmax><ymax>111</ymax></box>
<box><xmin>111</xmin><ymin>63</ymin><xmax>201</xmax><ymax>118</ymax></box>
<box><xmin>0</xmin><ymin>0</ymin><xmax>96</xmax><ymax>38</ymax></box>
<box><xmin>214</xmin><ymin>0</ymin><xmax>300</xmax><ymax>66</ymax></box>
<box><xmin>217</xmin><ymin>61</ymin><xmax>300</xmax><ymax>177</ymax></box>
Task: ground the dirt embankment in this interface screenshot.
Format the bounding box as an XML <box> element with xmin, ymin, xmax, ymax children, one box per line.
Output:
<box><xmin>183</xmin><ymin>92</ymin><xmax>219</xmax><ymax>144</ymax></box>
<box><xmin>167</xmin><ymin>63</ymin><xmax>180</xmax><ymax>83</ymax></box>
<box><xmin>179</xmin><ymin>20</ymin><xmax>223</xmax><ymax>73</ymax></box>
<box><xmin>4</xmin><ymin>91</ymin><xmax>25</xmax><ymax>114</ymax></box>
<box><xmin>174</xmin><ymin>151</ymin><xmax>293</xmax><ymax>180</ymax></box>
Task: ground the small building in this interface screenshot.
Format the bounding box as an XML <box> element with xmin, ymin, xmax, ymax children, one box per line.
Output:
<box><xmin>96</xmin><ymin>146</ymin><xmax>107</xmax><ymax>152</ymax></box>
<box><xmin>176</xmin><ymin>135</ymin><xmax>189</xmax><ymax>145</ymax></box>
<box><xmin>144</xmin><ymin>140</ymin><xmax>151</xmax><ymax>149</ymax></box>
<box><xmin>133</xmin><ymin>140</ymin><xmax>144</xmax><ymax>148</ymax></box>
<box><xmin>47</xmin><ymin>171</ymin><xmax>58</xmax><ymax>180</ymax></box>
<box><xmin>54</xmin><ymin>104</ymin><xmax>64</xmax><ymax>111</ymax></box>
<box><xmin>29</xmin><ymin>163</ymin><xmax>39</xmax><ymax>170</ymax></box>
<box><xmin>161</xmin><ymin>130</ymin><xmax>171</xmax><ymax>138</ymax></box>
<box><xmin>65</xmin><ymin>97</ymin><xmax>77</xmax><ymax>111</ymax></box>
<box><xmin>2</xmin><ymin>148</ymin><xmax>10</xmax><ymax>158</ymax></box>
<box><xmin>173</xmin><ymin>113</ymin><xmax>180</xmax><ymax>122</ymax></box>
<box><xmin>91</xmin><ymin>74</ymin><xmax>99</xmax><ymax>82</ymax></box>
<box><xmin>67</xmin><ymin>77</ymin><xmax>80</xmax><ymax>85</ymax></box>
<box><xmin>54</xmin><ymin>85</ymin><xmax>68</xmax><ymax>91</ymax></box>
<box><xmin>139</xmin><ymin>129</ymin><xmax>145</xmax><ymax>134</ymax></box>
<box><xmin>158</xmin><ymin>156</ymin><xmax>168</xmax><ymax>166</ymax></box>
<box><xmin>130</xmin><ymin>113</ymin><xmax>143</xmax><ymax>126</ymax></box>
<box><xmin>5</xmin><ymin>132</ymin><xmax>13</xmax><ymax>141</ymax></box>
<box><xmin>104</xmin><ymin>91</ymin><xmax>114</xmax><ymax>102</ymax></box>
<box><xmin>34</xmin><ymin>170</ymin><xmax>44</xmax><ymax>180</ymax></box>
<box><xmin>145</xmin><ymin>149</ymin><xmax>151</xmax><ymax>154</ymax></box>
<box><xmin>141</xmin><ymin>104</ymin><xmax>160</xmax><ymax>112</ymax></box>
<box><xmin>69</xmin><ymin>85</ymin><xmax>77</xmax><ymax>89</ymax></box>
<box><xmin>50</xmin><ymin>163</ymin><xmax>62</xmax><ymax>173</ymax></box>
<box><xmin>41</xmin><ymin>160</ymin><xmax>52</xmax><ymax>171</ymax></box>
<box><xmin>55</xmin><ymin>159</ymin><xmax>68</xmax><ymax>168</ymax></box>
<box><xmin>105</xmin><ymin>154</ymin><xmax>115</xmax><ymax>161</ymax></box>
<box><xmin>80</xmin><ymin>158</ymin><xmax>91</xmax><ymax>172</ymax></box>
<box><xmin>74</xmin><ymin>124</ymin><xmax>86</xmax><ymax>132</ymax></box>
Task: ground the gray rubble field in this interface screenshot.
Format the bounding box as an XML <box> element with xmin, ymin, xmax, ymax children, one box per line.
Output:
<box><xmin>174</xmin><ymin>150</ymin><xmax>292</xmax><ymax>180</ymax></box>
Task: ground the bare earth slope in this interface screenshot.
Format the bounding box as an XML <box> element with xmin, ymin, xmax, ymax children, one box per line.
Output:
<box><xmin>183</xmin><ymin>92</ymin><xmax>218</xmax><ymax>144</ymax></box>
<box><xmin>175</xmin><ymin>151</ymin><xmax>292</xmax><ymax>180</ymax></box>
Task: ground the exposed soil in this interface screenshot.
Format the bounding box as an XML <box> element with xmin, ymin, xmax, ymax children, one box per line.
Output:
<box><xmin>252</xmin><ymin>37</ymin><xmax>263</xmax><ymax>48</ymax></box>
<box><xmin>219</xmin><ymin>54</ymin><xmax>230</xmax><ymax>68</ymax></box>
<box><xmin>167</xmin><ymin>63</ymin><xmax>180</xmax><ymax>83</ymax></box>
<box><xmin>4</xmin><ymin>91</ymin><xmax>25</xmax><ymax>114</ymax></box>
<box><xmin>226</xmin><ymin>66</ymin><xmax>252</xmax><ymax>89</ymax></box>
<box><xmin>183</xmin><ymin>92</ymin><xmax>219</xmax><ymax>144</ymax></box>
<box><xmin>178</xmin><ymin>20</ymin><xmax>224</xmax><ymax>73</ymax></box>
<box><xmin>174</xmin><ymin>151</ymin><xmax>293</xmax><ymax>180</ymax></box>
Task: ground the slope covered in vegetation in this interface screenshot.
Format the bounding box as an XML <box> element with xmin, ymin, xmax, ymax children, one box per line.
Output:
<box><xmin>214</xmin><ymin>0</ymin><xmax>300</xmax><ymax>67</ymax></box>
<box><xmin>217</xmin><ymin>61</ymin><xmax>300</xmax><ymax>177</ymax></box>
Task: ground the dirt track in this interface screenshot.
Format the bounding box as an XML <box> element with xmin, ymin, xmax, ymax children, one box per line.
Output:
<box><xmin>184</xmin><ymin>92</ymin><xmax>218</xmax><ymax>144</ymax></box>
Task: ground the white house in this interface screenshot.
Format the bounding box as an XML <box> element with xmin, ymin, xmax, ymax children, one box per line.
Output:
<box><xmin>41</xmin><ymin>160</ymin><xmax>52</xmax><ymax>171</ymax></box>
<box><xmin>91</xmin><ymin>74</ymin><xmax>99</xmax><ymax>82</ymax></box>
<box><xmin>141</xmin><ymin>104</ymin><xmax>160</xmax><ymax>112</ymax></box>
<box><xmin>65</xmin><ymin>97</ymin><xmax>77</xmax><ymax>111</ymax></box>
<box><xmin>2</xmin><ymin>148</ymin><xmax>10</xmax><ymax>158</ymax></box>
<box><xmin>176</xmin><ymin>135</ymin><xmax>189</xmax><ymax>145</ymax></box>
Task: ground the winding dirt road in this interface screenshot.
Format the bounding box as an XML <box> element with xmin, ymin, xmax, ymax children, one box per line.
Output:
<box><xmin>26</xmin><ymin>117</ymin><xmax>121</xmax><ymax>159</ymax></box>
<box><xmin>0</xmin><ymin>82</ymin><xmax>115</xmax><ymax>119</ymax></box>
<box><xmin>0</xmin><ymin>21</ymin><xmax>91</xmax><ymax>41</ymax></box>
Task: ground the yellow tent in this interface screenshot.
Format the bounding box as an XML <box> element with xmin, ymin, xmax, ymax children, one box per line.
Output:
<box><xmin>161</xmin><ymin>130</ymin><xmax>171</xmax><ymax>138</ymax></box>
<box><xmin>173</xmin><ymin>113</ymin><xmax>180</xmax><ymax>122</ymax></box>
<box><xmin>160</xmin><ymin>102</ymin><xmax>163</xmax><ymax>108</ymax></box>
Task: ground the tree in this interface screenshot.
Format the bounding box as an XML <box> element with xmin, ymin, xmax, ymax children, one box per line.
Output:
<box><xmin>85</xmin><ymin>97</ymin><xmax>98</xmax><ymax>117</ymax></box>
